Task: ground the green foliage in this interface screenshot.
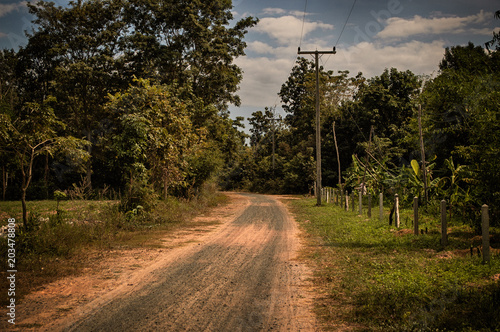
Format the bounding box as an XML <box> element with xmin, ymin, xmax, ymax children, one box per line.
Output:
<box><xmin>54</xmin><ymin>189</ymin><xmax>67</xmax><ymax>209</ymax></box>
<box><xmin>0</xmin><ymin>98</ymin><xmax>89</xmax><ymax>226</ymax></box>
<box><xmin>2</xmin><ymin>0</ymin><xmax>255</xmax><ymax>205</ymax></box>
<box><xmin>420</xmin><ymin>42</ymin><xmax>500</xmax><ymax>225</ymax></box>
<box><xmin>120</xmin><ymin>175</ymin><xmax>158</xmax><ymax>213</ymax></box>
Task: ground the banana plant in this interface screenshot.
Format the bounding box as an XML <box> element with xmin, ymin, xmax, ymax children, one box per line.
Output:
<box><xmin>441</xmin><ymin>156</ymin><xmax>475</xmax><ymax>221</ymax></box>
<box><xmin>403</xmin><ymin>157</ymin><xmax>439</xmax><ymax>200</ymax></box>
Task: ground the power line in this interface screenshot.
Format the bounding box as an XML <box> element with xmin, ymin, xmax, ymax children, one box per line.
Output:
<box><xmin>324</xmin><ymin>0</ymin><xmax>357</xmax><ymax>67</ymax></box>
<box><xmin>298</xmin><ymin>0</ymin><xmax>308</xmax><ymax>49</ymax></box>
<box><xmin>335</xmin><ymin>0</ymin><xmax>357</xmax><ymax>48</ymax></box>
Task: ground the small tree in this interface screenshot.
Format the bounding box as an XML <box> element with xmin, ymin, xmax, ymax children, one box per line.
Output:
<box><xmin>105</xmin><ymin>79</ymin><xmax>200</xmax><ymax>208</ymax></box>
<box><xmin>0</xmin><ymin>99</ymin><xmax>88</xmax><ymax>229</ymax></box>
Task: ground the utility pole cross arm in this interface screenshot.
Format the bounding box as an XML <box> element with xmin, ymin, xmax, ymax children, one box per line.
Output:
<box><xmin>297</xmin><ymin>47</ymin><xmax>336</xmax><ymax>55</ymax></box>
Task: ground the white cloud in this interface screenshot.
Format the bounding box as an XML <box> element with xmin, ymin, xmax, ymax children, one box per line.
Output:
<box><xmin>235</xmin><ymin>40</ymin><xmax>446</xmax><ymax>108</ymax></box>
<box><xmin>376</xmin><ymin>11</ymin><xmax>492</xmax><ymax>40</ymax></box>
<box><xmin>262</xmin><ymin>8</ymin><xmax>287</xmax><ymax>16</ymax></box>
<box><xmin>234</xmin><ymin>56</ymin><xmax>296</xmax><ymax>107</ymax></box>
<box><xmin>0</xmin><ymin>2</ymin><xmax>27</xmax><ymax>18</ymax></box>
<box><xmin>325</xmin><ymin>40</ymin><xmax>445</xmax><ymax>80</ymax></box>
<box><xmin>235</xmin><ymin>11</ymin><xmax>453</xmax><ymax>110</ymax></box>
<box><xmin>247</xmin><ymin>40</ymin><xmax>305</xmax><ymax>59</ymax></box>
<box><xmin>261</xmin><ymin>8</ymin><xmax>308</xmax><ymax>18</ymax></box>
<box><xmin>254</xmin><ymin>15</ymin><xmax>334</xmax><ymax>45</ymax></box>
<box><xmin>247</xmin><ymin>40</ymin><xmax>276</xmax><ymax>55</ymax></box>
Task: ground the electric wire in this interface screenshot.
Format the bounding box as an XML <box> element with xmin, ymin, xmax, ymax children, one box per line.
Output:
<box><xmin>298</xmin><ymin>0</ymin><xmax>308</xmax><ymax>49</ymax></box>
<box><xmin>323</xmin><ymin>0</ymin><xmax>357</xmax><ymax>67</ymax></box>
<box><xmin>335</xmin><ymin>0</ymin><xmax>357</xmax><ymax>48</ymax></box>
<box><xmin>269</xmin><ymin>0</ymin><xmax>309</xmax><ymax>119</ymax></box>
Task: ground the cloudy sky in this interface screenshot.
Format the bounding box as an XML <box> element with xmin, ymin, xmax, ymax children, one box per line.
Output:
<box><xmin>1</xmin><ymin>0</ymin><xmax>499</xmax><ymax>123</ymax></box>
<box><xmin>229</xmin><ymin>0</ymin><xmax>499</xmax><ymax>122</ymax></box>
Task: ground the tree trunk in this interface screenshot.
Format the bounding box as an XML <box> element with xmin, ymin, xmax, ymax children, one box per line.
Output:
<box><xmin>44</xmin><ymin>152</ymin><xmax>49</xmax><ymax>199</ymax></box>
<box><xmin>86</xmin><ymin>130</ymin><xmax>93</xmax><ymax>191</ymax></box>
<box><xmin>2</xmin><ymin>164</ymin><xmax>7</xmax><ymax>201</ymax></box>
<box><xmin>21</xmin><ymin>189</ymin><xmax>28</xmax><ymax>230</ymax></box>
<box><xmin>20</xmin><ymin>148</ymin><xmax>35</xmax><ymax>229</ymax></box>
<box><xmin>163</xmin><ymin>170</ymin><xmax>168</xmax><ymax>201</ymax></box>
<box><xmin>389</xmin><ymin>205</ymin><xmax>395</xmax><ymax>226</ymax></box>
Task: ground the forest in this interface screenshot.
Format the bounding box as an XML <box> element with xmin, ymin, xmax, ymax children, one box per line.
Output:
<box><xmin>1</xmin><ymin>1</ymin><xmax>499</xmax><ymax>231</ymax></box>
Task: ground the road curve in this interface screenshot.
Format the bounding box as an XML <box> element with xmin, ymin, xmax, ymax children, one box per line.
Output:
<box><xmin>63</xmin><ymin>193</ymin><xmax>316</xmax><ymax>331</ymax></box>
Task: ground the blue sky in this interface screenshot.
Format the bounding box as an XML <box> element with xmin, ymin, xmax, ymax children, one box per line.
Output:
<box><xmin>1</xmin><ymin>0</ymin><xmax>499</xmax><ymax>124</ymax></box>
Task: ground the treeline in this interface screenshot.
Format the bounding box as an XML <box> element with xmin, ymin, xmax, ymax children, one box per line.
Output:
<box><xmin>1</xmin><ymin>1</ymin><xmax>499</xmax><ymax>230</ymax></box>
<box><xmin>227</xmin><ymin>38</ymin><xmax>500</xmax><ymax>227</ymax></box>
<box><xmin>0</xmin><ymin>0</ymin><xmax>257</xmax><ymax>226</ymax></box>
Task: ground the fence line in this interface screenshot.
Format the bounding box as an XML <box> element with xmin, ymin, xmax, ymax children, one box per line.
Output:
<box><xmin>319</xmin><ymin>187</ymin><xmax>493</xmax><ymax>262</ymax></box>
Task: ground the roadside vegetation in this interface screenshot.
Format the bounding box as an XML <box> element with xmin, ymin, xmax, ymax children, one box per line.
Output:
<box><xmin>288</xmin><ymin>197</ymin><xmax>500</xmax><ymax>331</ymax></box>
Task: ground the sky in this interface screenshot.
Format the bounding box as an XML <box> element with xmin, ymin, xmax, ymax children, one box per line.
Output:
<box><xmin>1</xmin><ymin>0</ymin><xmax>499</xmax><ymax>125</ymax></box>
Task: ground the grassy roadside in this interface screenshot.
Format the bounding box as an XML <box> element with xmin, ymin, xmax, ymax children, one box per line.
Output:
<box><xmin>286</xmin><ymin>197</ymin><xmax>500</xmax><ymax>331</ymax></box>
<box><xmin>0</xmin><ymin>186</ymin><xmax>228</xmax><ymax>306</ymax></box>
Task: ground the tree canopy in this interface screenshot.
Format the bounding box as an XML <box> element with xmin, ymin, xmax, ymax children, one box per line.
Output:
<box><xmin>0</xmin><ymin>0</ymin><xmax>256</xmax><ymax>227</ymax></box>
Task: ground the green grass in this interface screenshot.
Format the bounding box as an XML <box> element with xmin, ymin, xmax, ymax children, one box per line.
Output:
<box><xmin>0</xmin><ymin>200</ymin><xmax>118</xmax><ymax>226</ymax></box>
<box><xmin>287</xmin><ymin>197</ymin><xmax>500</xmax><ymax>331</ymax></box>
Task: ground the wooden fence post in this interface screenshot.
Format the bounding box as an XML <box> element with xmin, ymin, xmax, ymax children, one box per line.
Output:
<box><xmin>368</xmin><ymin>194</ymin><xmax>372</xmax><ymax>218</ymax></box>
<box><xmin>345</xmin><ymin>193</ymin><xmax>349</xmax><ymax>211</ymax></box>
<box><xmin>441</xmin><ymin>200</ymin><xmax>448</xmax><ymax>246</ymax></box>
<box><xmin>413</xmin><ymin>197</ymin><xmax>419</xmax><ymax>235</ymax></box>
<box><xmin>351</xmin><ymin>192</ymin><xmax>355</xmax><ymax>214</ymax></box>
<box><xmin>359</xmin><ymin>190</ymin><xmax>362</xmax><ymax>215</ymax></box>
<box><xmin>379</xmin><ymin>193</ymin><xmax>383</xmax><ymax>222</ymax></box>
<box><xmin>395</xmin><ymin>194</ymin><xmax>400</xmax><ymax>228</ymax></box>
<box><xmin>482</xmin><ymin>205</ymin><xmax>490</xmax><ymax>263</ymax></box>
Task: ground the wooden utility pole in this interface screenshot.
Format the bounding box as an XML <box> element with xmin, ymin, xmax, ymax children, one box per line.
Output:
<box><xmin>333</xmin><ymin>121</ymin><xmax>341</xmax><ymax>193</ymax></box>
<box><xmin>361</xmin><ymin>125</ymin><xmax>374</xmax><ymax>193</ymax></box>
<box><xmin>418</xmin><ymin>104</ymin><xmax>428</xmax><ymax>203</ymax></box>
<box><xmin>271</xmin><ymin>108</ymin><xmax>276</xmax><ymax>172</ymax></box>
<box><xmin>298</xmin><ymin>47</ymin><xmax>336</xmax><ymax>205</ymax></box>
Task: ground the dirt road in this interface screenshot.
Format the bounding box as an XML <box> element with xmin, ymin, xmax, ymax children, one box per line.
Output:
<box><xmin>14</xmin><ymin>193</ymin><xmax>317</xmax><ymax>331</ymax></box>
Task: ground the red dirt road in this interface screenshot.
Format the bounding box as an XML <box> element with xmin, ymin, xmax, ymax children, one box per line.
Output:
<box><xmin>10</xmin><ymin>193</ymin><xmax>318</xmax><ymax>331</ymax></box>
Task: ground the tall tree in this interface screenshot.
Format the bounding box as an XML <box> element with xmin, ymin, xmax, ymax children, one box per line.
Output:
<box><xmin>105</xmin><ymin>79</ymin><xmax>198</xmax><ymax>203</ymax></box>
<box><xmin>19</xmin><ymin>0</ymin><xmax>128</xmax><ymax>188</ymax></box>
<box><xmin>248</xmin><ymin>108</ymin><xmax>275</xmax><ymax>149</ymax></box>
<box><xmin>0</xmin><ymin>50</ymin><xmax>18</xmax><ymax>200</ymax></box>
<box><xmin>121</xmin><ymin>0</ymin><xmax>257</xmax><ymax>108</ymax></box>
<box><xmin>420</xmin><ymin>42</ymin><xmax>500</xmax><ymax>223</ymax></box>
<box><xmin>421</xmin><ymin>43</ymin><xmax>496</xmax><ymax>165</ymax></box>
<box><xmin>17</xmin><ymin>0</ymin><xmax>257</xmax><ymax>191</ymax></box>
<box><xmin>279</xmin><ymin>57</ymin><xmax>316</xmax><ymax>145</ymax></box>
<box><xmin>338</xmin><ymin>68</ymin><xmax>421</xmax><ymax>161</ymax></box>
